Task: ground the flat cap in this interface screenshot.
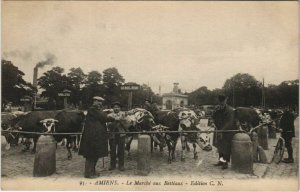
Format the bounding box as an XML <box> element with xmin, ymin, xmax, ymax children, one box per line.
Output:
<box><xmin>112</xmin><ymin>101</ymin><xmax>122</xmax><ymax>107</ymax></box>
<box><xmin>93</xmin><ymin>96</ymin><xmax>105</xmax><ymax>101</ymax></box>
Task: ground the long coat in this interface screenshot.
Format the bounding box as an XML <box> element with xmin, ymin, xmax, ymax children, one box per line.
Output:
<box><xmin>79</xmin><ymin>105</ymin><xmax>114</xmax><ymax>159</ymax></box>
<box><xmin>213</xmin><ymin>105</ymin><xmax>237</xmax><ymax>155</ymax></box>
<box><xmin>279</xmin><ymin>110</ymin><xmax>295</xmax><ymax>139</ymax></box>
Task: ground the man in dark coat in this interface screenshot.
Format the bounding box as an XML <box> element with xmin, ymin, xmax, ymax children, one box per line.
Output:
<box><xmin>107</xmin><ymin>101</ymin><xmax>128</xmax><ymax>171</ymax></box>
<box><xmin>78</xmin><ymin>96</ymin><xmax>114</xmax><ymax>178</ymax></box>
<box><xmin>279</xmin><ymin>108</ymin><xmax>296</xmax><ymax>163</ymax></box>
<box><xmin>212</xmin><ymin>95</ymin><xmax>237</xmax><ymax>169</ymax></box>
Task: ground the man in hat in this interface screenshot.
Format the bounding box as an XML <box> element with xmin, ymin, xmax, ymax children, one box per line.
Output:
<box><xmin>279</xmin><ymin>108</ymin><xmax>296</xmax><ymax>163</ymax></box>
<box><xmin>213</xmin><ymin>94</ymin><xmax>237</xmax><ymax>169</ymax></box>
<box><xmin>107</xmin><ymin>101</ymin><xmax>128</xmax><ymax>171</ymax></box>
<box><xmin>79</xmin><ymin>96</ymin><xmax>115</xmax><ymax>178</ymax></box>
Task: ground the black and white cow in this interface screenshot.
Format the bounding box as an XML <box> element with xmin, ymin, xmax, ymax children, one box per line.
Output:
<box><xmin>178</xmin><ymin>109</ymin><xmax>212</xmax><ymax>161</ymax></box>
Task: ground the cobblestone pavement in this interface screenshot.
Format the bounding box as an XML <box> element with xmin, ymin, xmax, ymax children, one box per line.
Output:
<box><xmin>1</xmin><ymin>118</ymin><xmax>298</xmax><ymax>181</ymax></box>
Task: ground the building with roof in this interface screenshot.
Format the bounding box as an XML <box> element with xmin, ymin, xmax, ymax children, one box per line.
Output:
<box><xmin>162</xmin><ymin>83</ymin><xmax>188</xmax><ymax>110</ymax></box>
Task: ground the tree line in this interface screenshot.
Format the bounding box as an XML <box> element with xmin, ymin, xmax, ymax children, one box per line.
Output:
<box><xmin>1</xmin><ymin>59</ymin><xmax>160</xmax><ymax>110</ymax></box>
<box><xmin>188</xmin><ymin>73</ymin><xmax>298</xmax><ymax>110</ymax></box>
<box><xmin>2</xmin><ymin>59</ymin><xmax>298</xmax><ymax>111</ymax></box>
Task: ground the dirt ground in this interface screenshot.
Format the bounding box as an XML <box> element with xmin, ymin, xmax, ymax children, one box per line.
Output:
<box><xmin>1</xmin><ymin>118</ymin><xmax>298</xmax><ymax>190</ymax></box>
<box><xmin>2</xmin><ymin>137</ymin><xmax>260</xmax><ymax>180</ymax></box>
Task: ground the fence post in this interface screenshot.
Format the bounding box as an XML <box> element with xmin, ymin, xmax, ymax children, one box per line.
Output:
<box><xmin>250</xmin><ymin>132</ymin><xmax>259</xmax><ymax>162</ymax></box>
<box><xmin>137</xmin><ymin>135</ymin><xmax>151</xmax><ymax>175</ymax></box>
<box><xmin>33</xmin><ymin>135</ymin><xmax>56</xmax><ymax>177</ymax></box>
<box><xmin>257</xmin><ymin>126</ymin><xmax>269</xmax><ymax>150</ymax></box>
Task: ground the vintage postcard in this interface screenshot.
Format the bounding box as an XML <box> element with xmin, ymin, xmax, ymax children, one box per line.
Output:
<box><xmin>1</xmin><ymin>1</ymin><xmax>299</xmax><ymax>191</ymax></box>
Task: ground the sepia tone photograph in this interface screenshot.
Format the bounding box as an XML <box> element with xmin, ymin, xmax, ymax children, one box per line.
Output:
<box><xmin>1</xmin><ymin>1</ymin><xmax>299</xmax><ymax>191</ymax></box>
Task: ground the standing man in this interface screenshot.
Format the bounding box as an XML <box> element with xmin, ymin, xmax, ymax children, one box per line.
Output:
<box><xmin>144</xmin><ymin>99</ymin><xmax>153</xmax><ymax>112</ymax></box>
<box><xmin>107</xmin><ymin>102</ymin><xmax>128</xmax><ymax>171</ymax></box>
<box><xmin>78</xmin><ymin>96</ymin><xmax>114</xmax><ymax>178</ymax></box>
<box><xmin>213</xmin><ymin>95</ymin><xmax>237</xmax><ymax>169</ymax></box>
<box><xmin>279</xmin><ymin>108</ymin><xmax>296</xmax><ymax>163</ymax></box>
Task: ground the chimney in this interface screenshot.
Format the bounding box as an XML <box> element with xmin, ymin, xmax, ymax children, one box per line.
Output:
<box><xmin>33</xmin><ymin>67</ymin><xmax>38</xmax><ymax>88</ymax></box>
<box><xmin>173</xmin><ymin>83</ymin><xmax>179</xmax><ymax>93</ymax></box>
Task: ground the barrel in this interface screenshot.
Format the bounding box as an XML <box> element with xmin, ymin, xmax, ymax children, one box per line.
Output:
<box><xmin>257</xmin><ymin>126</ymin><xmax>269</xmax><ymax>150</ymax></box>
<box><xmin>33</xmin><ymin>135</ymin><xmax>56</xmax><ymax>177</ymax></box>
<box><xmin>137</xmin><ymin>135</ymin><xmax>151</xmax><ymax>175</ymax></box>
<box><xmin>231</xmin><ymin>133</ymin><xmax>253</xmax><ymax>174</ymax></box>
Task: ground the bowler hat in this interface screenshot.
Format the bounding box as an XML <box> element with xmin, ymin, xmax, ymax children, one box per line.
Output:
<box><xmin>93</xmin><ymin>96</ymin><xmax>105</xmax><ymax>101</ymax></box>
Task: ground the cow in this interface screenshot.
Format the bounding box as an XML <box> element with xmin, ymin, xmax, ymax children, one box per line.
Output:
<box><xmin>155</xmin><ymin>110</ymin><xmax>181</xmax><ymax>163</ymax></box>
<box><xmin>12</xmin><ymin>110</ymin><xmax>62</xmax><ymax>153</ymax></box>
<box><xmin>1</xmin><ymin>112</ymin><xmax>28</xmax><ymax>149</ymax></box>
<box><xmin>178</xmin><ymin>109</ymin><xmax>212</xmax><ymax>161</ymax></box>
<box><xmin>23</xmin><ymin>110</ymin><xmax>85</xmax><ymax>159</ymax></box>
<box><xmin>52</xmin><ymin>110</ymin><xmax>85</xmax><ymax>159</ymax></box>
<box><xmin>122</xmin><ymin>108</ymin><xmax>156</xmax><ymax>155</ymax></box>
<box><xmin>234</xmin><ymin>107</ymin><xmax>261</xmax><ymax>132</ymax></box>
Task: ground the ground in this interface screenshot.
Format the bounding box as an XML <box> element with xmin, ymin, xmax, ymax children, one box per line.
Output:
<box><xmin>1</xmin><ymin>118</ymin><xmax>298</xmax><ymax>190</ymax></box>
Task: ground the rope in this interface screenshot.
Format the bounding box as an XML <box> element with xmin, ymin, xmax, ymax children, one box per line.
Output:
<box><xmin>1</xmin><ymin>129</ymin><xmax>244</xmax><ymax>135</ymax></box>
<box><xmin>1</xmin><ymin>119</ymin><xmax>279</xmax><ymax>136</ymax></box>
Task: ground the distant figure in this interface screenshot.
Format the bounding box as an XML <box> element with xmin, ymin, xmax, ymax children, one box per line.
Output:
<box><xmin>144</xmin><ymin>99</ymin><xmax>152</xmax><ymax>112</ymax></box>
<box><xmin>78</xmin><ymin>96</ymin><xmax>114</xmax><ymax>178</ymax></box>
<box><xmin>279</xmin><ymin>108</ymin><xmax>296</xmax><ymax>163</ymax></box>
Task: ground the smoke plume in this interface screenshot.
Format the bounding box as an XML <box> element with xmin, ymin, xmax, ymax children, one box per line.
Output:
<box><xmin>35</xmin><ymin>53</ymin><xmax>56</xmax><ymax>68</ymax></box>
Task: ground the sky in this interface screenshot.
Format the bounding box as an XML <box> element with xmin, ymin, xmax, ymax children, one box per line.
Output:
<box><xmin>2</xmin><ymin>1</ymin><xmax>298</xmax><ymax>94</ymax></box>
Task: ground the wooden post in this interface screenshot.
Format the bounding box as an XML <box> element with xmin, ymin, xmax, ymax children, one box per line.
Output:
<box><xmin>137</xmin><ymin>135</ymin><xmax>151</xmax><ymax>175</ymax></box>
<box><xmin>33</xmin><ymin>135</ymin><xmax>56</xmax><ymax>177</ymax></box>
<box><xmin>257</xmin><ymin>126</ymin><xmax>269</xmax><ymax>150</ymax></box>
<box><xmin>268</xmin><ymin>123</ymin><xmax>277</xmax><ymax>139</ymax></box>
<box><xmin>128</xmin><ymin>91</ymin><xmax>133</xmax><ymax>110</ymax></box>
<box><xmin>63</xmin><ymin>97</ymin><xmax>68</xmax><ymax>109</ymax></box>
<box><xmin>250</xmin><ymin>132</ymin><xmax>259</xmax><ymax>162</ymax></box>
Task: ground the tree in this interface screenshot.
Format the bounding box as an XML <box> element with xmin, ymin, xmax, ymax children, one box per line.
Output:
<box><xmin>67</xmin><ymin>67</ymin><xmax>87</xmax><ymax>107</ymax></box>
<box><xmin>102</xmin><ymin>67</ymin><xmax>125</xmax><ymax>105</ymax></box>
<box><xmin>38</xmin><ymin>66</ymin><xmax>71</xmax><ymax>108</ymax></box>
<box><xmin>1</xmin><ymin>59</ymin><xmax>34</xmax><ymax>108</ymax></box>
<box><xmin>223</xmin><ymin>73</ymin><xmax>262</xmax><ymax>107</ymax></box>
<box><xmin>81</xmin><ymin>70</ymin><xmax>104</xmax><ymax>108</ymax></box>
<box><xmin>188</xmin><ymin>86</ymin><xmax>223</xmax><ymax>106</ymax></box>
<box><xmin>277</xmin><ymin>80</ymin><xmax>299</xmax><ymax>109</ymax></box>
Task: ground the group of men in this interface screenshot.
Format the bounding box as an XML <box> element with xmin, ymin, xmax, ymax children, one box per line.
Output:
<box><xmin>78</xmin><ymin>96</ymin><xmax>127</xmax><ymax>178</ymax></box>
<box><xmin>78</xmin><ymin>94</ymin><xmax>296</xmax><ymax>178</ymax></box>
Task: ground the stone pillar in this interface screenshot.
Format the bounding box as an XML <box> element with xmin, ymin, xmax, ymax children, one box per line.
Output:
<box><xmin>137</xmin><ymin>135</ymin><xmax>151</xmax><ymax>175</ymax></box>
<box><xmin>33</xmin><ymin>135</ymin><xmax>56</xmax><ymax>177</ymax></box>
<box><xmin>231</xmin><ymin>133</ymin><xmax>253</xmax><ymax>174</ymax></box>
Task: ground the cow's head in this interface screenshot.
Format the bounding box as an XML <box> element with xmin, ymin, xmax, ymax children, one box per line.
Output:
<box><xmin>128</xmin><ymin>109</ymin><xmax>156</xmax><ymax>131</ymax></box>
<box><xmin>39</xmin><ymin>118</ymin><xmax>58</xmax><ymax>133</ymax></box>
<box><xmin>2</xmin><ymin>125</ymin><xmax>20</xmax><ymax>147</ymax></box>
<box><xmin>151</xmin><ymin>125</ymin><xmax>169</xmax><ymax>147</ymax></box>
<box><xmin>178</xmin><ymin>110</ymin><xmax>198</xmax><ymax>130</ymax></box>
<box><xmin>197</xmin><ymin>131</ymin><xmax>213</xmax><ymax>151</ymax></box>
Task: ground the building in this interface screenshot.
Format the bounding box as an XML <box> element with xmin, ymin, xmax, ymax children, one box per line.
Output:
<box><xmin>162</xmin><ymin>83</ymin><xmax>188</xmax><ymax>110</ymax></box>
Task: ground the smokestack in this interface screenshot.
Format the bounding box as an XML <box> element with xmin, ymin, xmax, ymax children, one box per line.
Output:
<box><xmin>173</xmin><ymin>83</ymin><xmax>179</xmax><ymax>93</ymax></box>
<box><xmin>159</xmin><ymin>82</ymin><xmax>161</xmax><ymax>96</ymax></box>
<box><xmin>33</xmin><ymin>67</ymin><xmax>38</xmax><ymax>88</ymax></box>
<box><xmin>33</xmin><ymin>53</ymin><xmax>56</xmax><ymax>88</ymax></box>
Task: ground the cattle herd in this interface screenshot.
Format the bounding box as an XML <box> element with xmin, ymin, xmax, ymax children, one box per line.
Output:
<box><xmin>1</xmin><ymin>106</ymin><xmax>284</xmax><ymax>164</ymax></box>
